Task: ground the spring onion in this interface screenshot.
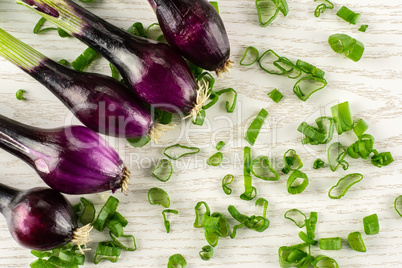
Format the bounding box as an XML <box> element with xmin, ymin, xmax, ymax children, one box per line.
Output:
<box><xmin>331</xmin><ymin>101</ymin><xmax>354</xmax><ymax>134</ymax></box>
<box><xmin>255</xmin><ymin>0</ymin><xmax>280</xmax><ymax>27</ymax></box>
<box><xmin>15</xmin><ymin>89</ymin><xmax>26</xmax><ymax>100</ymax></box>
<box><xmin>71</xmin><ymin>47</ymin><xmax>98</xmax><ymax>72</ymax></box>
<box><xmin>363</xmin><ymin>214</ymin><xmax>379</xmax><ymax>235</ymax></box>
<box><xmin>209</xmin><ymin>1</ymin><xmax>219</xmax><ymax>13</ymax></box>
<box><xmin>94</xmin><ymin>241</ymin><xmax>122</xmax><ymax>264</ymax></box>
<box><xmin>298</xmin><ymin>231</ymin><xmax>318</xmax><ymax>245</ymax></box>
<box><xmin>216</xmin><ymin>141</ymin><xmax>225</xmax><ymax>151</ymax></box>
<box><xmin>163</xmin><ymin>144</ymin><xmax>200</xmax><ymax>160</ymax></box>
<box><xmin>240</xmin><ymin>46</ymin><xmax>259</xmax><ymax>66</ymax></box>
<box><xmin>267</xmin><ymin>89</ymin><xmax>284</xmax><ymax>103</ymax></box>
<box><xmin>93</xmin><ymin>196</ymin><xmax>119</xmax><ymax>232</ymax></box>
<box><xmin>194</xmin><ymin>201</ymin><xmax>210</xmax><ymax>228</ymax></box>
<box><xmin>152</xmin><ymin>159</ymin><xmax>173</xmax><ymax>182</ymax></box>
<box><xmin>222</xmin><ymin>174</ymin><xmax>235</xmax><ymax>195</ymax></box>
<box><xmin>168</xmin><ymin>254</ymin><xmax>187</xmax><ymax>268</ymax></box>
<box><xmin>293</xmin><ymin>76</ymin><xmax>327</xmax><ymax>101</ymax></box>
<box><xmin>282</xmin><ymin>149</ymin><xmax>303</xmax><ymax>174</ymax></box>
<box><xmin>319</xmin><ymin>237</ymin><xmax>342</xmax><ymax>250</ymax></box>
<box><xmin>353</xmin><ymin>119</ymin><xmax>368</xmax><ymax>137</ymax></box>
<box><xmin>250</xmin><ymin>155</ymin><xmax>279</xmax><ymax>181</ymax></box>
<box><xmin>192</xmin><ymin>109</ymin><xmax>206</xmax><ymax>126</ymax></box>
<box><xmin>240</xmin><ymin>147</ymin><xmax>257</xmax><ymax>201</ymax></box>
<box><xmin>348</xmin><ymin>134</ymin><xmax>374</xmax><ymax>160</ymax></box>
<box><xmin>347</xmin><ymin>232</ymin><xmax>366</xmax><ymax>252</ymax></box>
<box><xmin>312</xmin><ymin>255</ymin><xmax>339</xmax><ymax>268</ymax></box>
<box><xmin>109</xmin><ymin>232</ymin><xmax>137</xmax><ymax>251</ymax></box>
<box><xmin>328</xmin><ymin>34</ymin><xmax>365</xmax><ymax>62</ymax></box>
<box><xmin>162</xmin><ymin>209</ymin><xmax>178</xmax><ymax>233</ymax></box>
<box><xmin>295</xmin><ymin>60</ymin><xmax>325</xmax><ymax>78</ymax></box>
<box><xmin>148</xmin><ymin>188</ymin><xmax>170</xmax><ymax>208</ymax></box>
<box><xmin>206</xmin><ymin>152</ymin><xmax>223</xmax><ymax>166</ymax></box>
<box><xmin>245</xmin><ymin>108</ymin><xmax>269</xmax><ymax>146</ymax></box>
<box><xmin>110</xmin><ymin>63</ymin><xmax>120</xmax><ymax>80</ymax></box>
<box><xmin>127</xmin><ymin>136</ymin><xmax>151</xmax><ymax>148</ymax></box>
<box><xmin>359</xmin><ymin>25</ymin><xmax>369</xmax><ymax>32</ymax></box>
<box><xmin>258</xmin><ymin>49</ymin><xmax>284</xmax><ymax>75</ymax></box>
<box><xmin>287</xmin><ymin>170</ymin><xmax>309</xmax><ymax>194</ymax></box>
<box><xmin>305</xmin><ymin>212</ymin><xmax>318</xmax><ymax>240</ymax></box>
<box><xmin>298</xmin><ymin>122</ymin><xmax>327</xmax><ymax>144</ymax></box>
<box><xmin>313</xmin><ymin>158</ymin><xmax>325</xmax><ymax>169</ymax></box>
<box><xmin>284</xmin><ymin>209</ymin><xmax>306</xmax><ymax>228</ymax></box>
<box><xmin>278</xmin><ymin>243</ymin><xmax>312</xmax><ymax>268</ymax></box>
<box><xmin>327</xmin><ymin>142</ymin><xmax>349</xmax><ymax>171</ymax></box>
<box><xmin>371</xmin><ymin>150</ymin><xmax>394</xmax><ymax>168</ymax></box>
<box><xmin>215</xmin><ymin>88</ymin><xmax>238</xmax><ymax>113</ymax></box>
<box><xmin>314</xmin><ymin>0</ymin><xmax>334</xmax><ymax>17</ymax></box>
<box><xmin>301</xmin><ymin>117</ymin><xmax>335</xmax><ymax>145</ymax></box>
<box><xmin>58</xmin><ymin>59</ymin><xmax>70</xmax><ymax>66</ymax></box>
<box><xmin>255</xmin><ymin>198</ymin><xmax>269</xmax><ymax>218</ymax></box>
<box><xmin>106</xmin><ymin>212</ymin><xmax>128</xmax><ymax>237</ymax></box>
<box><xmin>199</xmin><ymin>245</ymin><xmax>214</xmax><ymax>261</ymax></box>
<box><xmin>395</xmin><ymin>196</ymin><xmax>402</xmax><ymax>217</ymax></box>
<box><xmin>33</xmin><ymin>17</ymin><xmax>70</xmax><ymax>37</ymax></box>
<box><xmin>337</xmin><ymin>6</ymin><xmax>361</xmax><ymax>25</ymax></box>
<box><xmin>79</xmin><ymin>197</ymin><xmax>95</xmax><ymax>225</ymax></box>
<box><xmin>328</xmin><ymin>173</ymin><xmax>363</xmax><ymax>199</ymax></box>
<box><xmin>228</xmin><ymin>205</ymin><xmax>270</xmax><ymax>238</ymax></box>
<box><xmin>274</xmin><ymin>57</ymin><xmax>301</xmax><ymax>78</ymax></box>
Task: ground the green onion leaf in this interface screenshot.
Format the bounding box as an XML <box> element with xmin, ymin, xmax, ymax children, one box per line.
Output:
<box><xmin>313</xmin><ymin>158</ymin><xmax>325</xmax><ymax>169</ymax></box>
<box><xmin>255</xmin><ymin>0</ymin><xmax>280</xmax><ymax>27</ymax></box>
<box><xmin>192</xmin><ymin>109</ymin><xmax>206</xmax><ymax>126</ymax></box>
<box><xmin>126</xmin><ymin>136</ymin><xmax>151</xmax><ymax>148</ymax></box>
<box><xmin>162</xmin><ymin>209</ymin><xmax>178</xmax><ymax>233</ymax></box>
<box><xmin>305</xmin><ymin>212</ymin><xmax>318</xmax><ymax>240</ymax></box>
<box><xmin>210</xmin><ymin>212</ymin><xmax>230</xmax><ymax>237</ymax></box>
<box><xmin>358</xmin><ymin>25</ymin><xmax>369</xmax><ymax>32</ymax></box>
<box><xmin>251</xmin><ymin>155</ymin><xmax>279</xmax><ymax>181</ymax></box>
<box><xmin>240</xmin><ymin>147</ymin><xmax>257</xmax><ymax>201</ymax></box>
<box><xmin>336</xmin><ymin>6</ymin><xmax>361</xmax><ymax>25</ymax></box>
<box><xmin>109</xmin><ymin>63</ymin><xmax>120</xmax><ymax>80</ymax></box>
<box><xmin>293</xmin><ymin>76</ymin><xmax>327</xmax><ymax>101</ymax></box>
<box><xmin>58</xmin><ymin>59</ymin><xmax>70</xmax><ymax>66</ymax></box>
<box><xmin>298</xmin><ymin>231</ymin><xmax>318</xmax><ymax>245</ymax></box>
<box><xmin>216</xmin><ymin>141</ymin><xmax>225</xmax><ymax>151</ymax></box>
<box><xmin>347</xmin><ymin>231</ymin><xmax>366</xmax><ymax>252</ymax></box>
<box><xmin>79</xmin><ymin>197</ymin><xmax>95</xmax><ymax>225</ymax></box>
<box><xmin>395</xmin><ymin>195</ymin><xmax>402</xmax><ymax>217</ymax></box>
<box><xmin>255</xmin><ymin>198</ymin><xmax>269</xmax><ymax>218</ymax></box>
<box><xmin>363</xmin><ymin>214</ymin><xmax>379</xmax><ymax>235</ymax></box>
<box><xmin>371</xmin><ymin>150</ymin><xmax>394</xmax><ymax>168</ymax></box>
<box><xmin>109</xmin><ymin>232</ymin><xmax>137</xmax><ymax>251</ymax></box>
<box><xmin>206</xmin><ymin>152</ymin><xmax>223</xmax><ymax>166</ymax></box>
<box><xmin>295</xmin><ymin>59</ymin><xmax>325</xmax><ymax>78</ymax></box>
<box><xmin>128</xmin><ymin>22</ymin><xmax>147</xmax><ymax>37</ymax></box>
<box><xmin>267</xmin><ymin>89</ymin><xmax>284</xmax><ymax>103</ymax></box>
<box><xmin>168</xmin><ymin>254</ymin><xmax>187</xmax><ymax>268</ymax></box>
<box><xmin>31</xmin><ymin>250</ymin><xmax>53</xmax><ymax>259</ymax></box>
<box><xmin>228</xmin><ymin>205</ymin><xmax>270</xmax><ymax>238</ymax></box>
<box><xmin>94</xmin><ymin>241</ymin><xmax>122</xmax><ymax>264</ymax></box>
<box><xmin>258</xmin><ymin>49</ymin><xmax>284</xmax><ymax>75</ymax></box>
<box><xmin>240</xmin><ymin>46</ymin><xmax>259</xmax><ymax>66</ymax></box>
<box><xmin>284</xmin><ymin>209</ymin><xmax>306</xmax><ymax>228</ymax></box>
<box><xmin>209</xmin><ymin>1</ymin><xmax>219</xmax><ymax>13</ymax></box>
<box><xmin>328</xmin><ymin>34</ymin><xmax>365</xmax><ymax>62</ymax></box>
<box><xmin>93</xmin><ymin>196</ymin><xmax>119</xmax><ymax>232</ymax></box>
<box><xmin>353</xmin><ymin>119</ymin><xmax>368</xmax><ymax>137</ymax></box>
<box><xmin>194</xmin><ymin>201</ymin><xmax>210</xmax><ymax>228</ymax></box>
<box><xmin>148</xmin><ymin>187</ymin><xmax>170</xmax><ymax>208</ymax></box>
<box><xmin>278</xmin><ymin>243</ymin><xmax>312</xmax><ymax>268</ymax></box>
<box><xmin>312</xmin><ymin>255</ymin><xmax>339</xmax><ymax>268</ymax></box>
<box><xmin>215</xmin><ymin>88</ymin><xmax>237</xmax><ymax>113</ymax></box>
<box><xmin>71</xmin><ymin>47</ymin><xmax>98</xmax><ymax>72</ymax></box>
<box><xmin>282</xmin><ymin>149</ymin><xmax>303</xmax><ymax>174</ymax></box>
<box><xmin>319</xmin><ymin>237</ymin><xmax>342</xmax><ymax>250</ymax></box>
<box><xmin>199</xmin><ymin>245</ymin><xmax>213</xmax><ymax>261</ymax></box>
<box><xmin>58</xmin><ymin>249</ymin><xmax>85</xmax><ymax>265</ymax></box>
<box><xmin>152</xmin><ymin>159</ymin><xmax>173</xmax><ymax>182</ymax></box>
<box><xmin>331</xmin><ymin>101</ymin><xmax>354</xmax><ymax>134</ymax></box>
<box><xmin>163</xmin><ymin>144</ymin><xmax>200</xmax><ymax>160</ymax></box>
<box><xmin>222</xmin><ymin>174</ymin><xmax>234</xmax><ymax>195</ymax></box>
<box><xmin>274</xmin><ymin>57</ymin><xmax>300</xmax><ymax>78</ymax></box>
<box><xmin>245</xmin><ymin>108</ymin><xmax>269</xmax><ymax>146</ymax></box>
<box><xmin>286</xmin><ymin>170</ymin><xmax>309</xmax><ymax>195</ymax></box>
<box><xmin>328</xmin><ymin>173</ymin><xmax>363</xmax><ymax>199</ymax></box>
<box><xmin>16</xmin><ymin>89</ymin><xmax>26</xmax><ymax>100</ymax></box>
<box><xmin>327</xmin><ymin>142</ymin><xmax>349</xmax><ymax>171</ymax></box>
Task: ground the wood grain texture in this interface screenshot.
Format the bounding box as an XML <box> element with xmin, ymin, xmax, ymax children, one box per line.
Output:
<box><xmin>0</xmin><ymin>0</ymin><xmax>401</xmax><ymax>267</ymax></box>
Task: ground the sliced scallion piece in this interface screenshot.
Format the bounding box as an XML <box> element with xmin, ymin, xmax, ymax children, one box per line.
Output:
<box><xmin>240</xmin><ymin>46</ymin><xmax>259</xmax><ymax>66</ymax></box>
<box><xmin>319</xmin><ymin>237</ymin><xmax>342</xmax><ymax>250</ymax></box>
<box><xmin>209</xmin><ymin>1</ymin><xmax>219</xmax><ymax>13</ymax></box>
<box><xmin>148</xmin><ymin>188</ymin><xmax>170</xmax><ymax>208</ymax></box>
<box><xmin>258</xmin><ymin>49</ymin><xmax>284</xmax><ymax>75</ymax></box>
<box><xmin>312</xmin><ymin>255</ymin><xmax>339</xmax><ymax>268</ymax></box>
<box><xmin>228</xmin><ymin>205</ymin><xmax>270</xmax><ymax>238</ymax></box>
<box><xmin>168</xmin><ymin>254</ymin><xmax>187</xmax><ymax>268</ymax></box>
<box><xmin>79</xmin><ymin>197</ymin><xmax>95</xmax><ymax>225</ymax></box>
<box><xmin>71</xmin><ymin>47</ymin><xmax>98</xmax><ymax>72</ymax></box>
<box><xmin>206</xmin><ymin>152</ymin><xmax>223</xmax><ymax>166</ymax></box>
<box><xmin>286</xmin><ymin>170</ymin><xmax>309</xmax><ymax>195</ymax></box>
<box><xmin>347</xmin><ymin>134</ymin><xmax>374</xmax><ymax>160</ymax></box>
<box><xmin>255</xmin><ymin>0</ymin><xmax>280</xmax><ymax>27</ymax></box>
<box><xmin>109</xmin><ymin>232</ymin><xmax>137</xmax><ymax>251</ymax></box>
<box><xmin>255</xmin><ymin>198</ymin><xmax>269</xmax><ymax>218</ymax></box>
<box><xmin>328</xmin><ymin>34</ymin><xmax>365</xmax><ymax>62</ymax></box>
<box><xmin>305</xmin><ymin>212</ymin><xmax>318</xmax><ymax>240</ymax></box>
<box><xmin>216</xmin><ymin>141</ymin><xmax>225</xmax><ymax>151</ymax></box>
<box><xmin>313</xmin><ymin>158</ymin><xmax>325</xmax><ymax>169</ymax></box>
<box><xmin>58</xmin><ymin>59</ymin><xmax>69</xmax><ymax>66</ymax></box>
<box><xmin>222</xmin><ymin>174</ymin><xmax>234</xmax><ymax>195</ymax></box>
<box><xmin>273</xmin><ymin>57</ymin><xmax>301</xmax><ymax>78</ymax></box>
<box><xmin>327</xmin><ymin>142</ymin><xmax>349</xmax><ymax>171</ymax></box>
<box><xmin>359</xmin><ymin>25</ymin><xmax>369</xmax><ymax>32</ymax></box>
<box><xmin>394</xmin><ymin>195</ymin><xmax>402</xmax><ymax>217</ymax></box>
<box><xmin>295</xmin><ymin>59</ymin><xmax>325</xmax><ymax>78</ymax></box>
<box><xmin>194</xmin><ymin>201</ymin><xmax>210</xmax><ymax>228</ymax></box>
<box><xmin>251</xmin><ymin>155</ymin><xmax>279</xmax><ymax>181</ymax></box>
<box><xmin>199</xmin><ymin>245</ymin><xmax>213</xmax><ymax>261</ymax></box>
<box><xmin>347</xmin><ymin>231</ymin><xmax>366</xmax><ymax>252</ymax></box>
<box><xmin>328</xmin><ymin>173</ymin><xmax>363</xmax><ymax>199</ymax></box>
<box><xmin>152</xmin><ymin>159</ymin><xmax>173</xmax><ymax>182</ymax></box>
<box><xmin>331</xmin><ymin>101</ymin><xmax>354</xmax><ymax>134</ymax></box>
<box><xmin>353</xmin><ymin>119</ymin><xmax>368</xmax><ymax>137</ymax></box>
<box><xmin>215</xmin><ymin>88</ymin><xmax>237</xmax><ymax>113</ymax></box>
<box><xmin>371</xmin><ymin>150</ymin><xmax>394</xmax><ymax>168</ymax></box>
<box><xmin>278</xmin><ymin>243</ymin><xmax>312</xmax><ymax>268</ymax></box>
<box><xmin>245</xmin><ymin>108</ymin><xmax>269</xmax><ymax>146</ymax></box>
<box><xmin>337</xmin><ymin>6</ymin><xmax>361</xmax><ymax>25</ymax></box>
<box><xmin>127</xmin><ymin>136</ymin><xmax>151</xmax><ymax>148</ymax></box>
<box><xmin>284</xmin><ymin>209</ymin><xmax>306</xmax><ymax>228</ymax></box>
<box><xmin>163</xmin><ymin>144</ymin><xmax>200</xmax><ymax>160</ymax></box>
<box><xmin>267</xmin><ymin>89</ymin><xmax>284</xmax><ymax>103</ymax></box>
<box><xmin>110</xmin><ymin>63</ymin><xmax>120</xmax><ymax>80</ymax></box>
<box><xmin>93</xmin><ymin>196</ymin><xmax>119</xmax><ymax>232</ymax></box>
<box><xmin>363</xmin><ymin>214</ymin><xmax>379</xmax><ymax>235</ymax></box>
<box><xmin>16</xmin><ymin>89</ymin><xmax>26</xmax><ymax>100</ymax></box>
<box><xmin>106</xmin><ymin>212</ymin><xmax>128</xmax><ymax>237</ymax></box>
<box><xmin>192</xmin><ymin>109</ymin><xmax>206</xmax><ymax>126</ymax></box>
<box><xmin>282</xmin><ymin>149</ymin><xmax>303</xmax><ymax>174</ymax></box>
<box><xmin>94</xmin><ymin>241</ymin><xmax>122</xmax><ymax>264</ymax></box>
<box><xmin>298</xmin><ymin>231</ymin><xmax>317</xmax><ymax>245</ymax></box>
<box><xmin>293</xmin><ymin>76</ymin><xmax>327</xmax><ymax>101</ymax></box>
<box><xmin>162</xmin><ymin>209</ymin><xmax>178</xmax><ymax>233</ymax></box>
<box><xmin>240</xmin><ymin>147</ymin><xmax>257</xmax><ymax>201</ymax></box>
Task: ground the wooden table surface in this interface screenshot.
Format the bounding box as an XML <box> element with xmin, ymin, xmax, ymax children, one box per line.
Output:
<box><xmin>0</xmin><ymin>0</ymin><xmax>401</xmax><ymax>267</ymax></box>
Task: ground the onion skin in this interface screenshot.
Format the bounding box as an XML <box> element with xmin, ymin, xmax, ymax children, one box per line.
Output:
<box><xmin>0</xmin><ymin>184</ymin><xmax>77</xmax><ymax>250</ymax></box>
<box><xmin>148</xmin><ymin>0</ymin><xmax>231</xmax><ymax>72</ymax></box>
<box><xmin>0</xmin><ymin>115</ymin><xmax>127</xmax><ymax>194</ymax></box>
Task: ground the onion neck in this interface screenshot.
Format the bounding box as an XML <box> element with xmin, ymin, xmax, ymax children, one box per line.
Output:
<box><xmin>0</xmin><ymin>183</ymin><xmax>18</xmax><ymax>214</ymax></box>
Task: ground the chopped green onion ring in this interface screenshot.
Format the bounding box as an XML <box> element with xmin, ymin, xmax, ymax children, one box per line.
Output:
<box><xmin>194</xmin><ymin>201</ymin><xmax>211</xmax><ymax>228</ymax></box>
<box><xmin>363</xmin><ymin>213</ymin><xmax>379</xmax><ymax>235</ymax></box>
<box><xmin>305</xmin><ymin>212</ymin><xmax>318</xmax><ymax>240</ymax></box>
<box><xmin>16</xmin><ymin>89</ymin><xmax>26</xmax><ymax>100</ymax></box>
<box><xmin>222</xmin><ymin>174</ymin><xmax>234</xmax><ymax>195</ymax></box>
<box><xmin>93</xmin><ymin>196</ymin><xmax>119</xmax><ymax>232</ymax></box>
<box><xmin>298</xmin><ymin>231</ymin><xmax>318</xmax><ymax>245</ymax></box>
<box><xmin>327</xmin><ymin>142</ymin><xmax>349</xmax><ymax>171</ymax></box>
<box><xmin>71</xmin><ymin>47</ymin><xmax>98</xmax><ymax>72</ymax></box>
<box><xmin>319</xmin><ymin>237</ymin><xmax>342</xmax><ymax>250</ymax></box>
<box><xmin>94</xmin><ymin>241</ymin><xmax>122</xmax><ymax>264</ymax></box>
<box><xmin>240</xmin><ymin>46</ymin><xmax>259</xmax><ymax>66</ymax></box>
<box><xmin>240</xmin><ymin>146</ymin><xmax>257</xmax><ymax>201</ymax></box>
<box><xmin>353</xmin><ymin>118</ymin><xmax>368</xmax><ymax>137</ymax></box>
<box><xmin>255</xmin><ymin>198</ymin><xmax>269</xmax><ymax>218</ymax></box>
<box><xmin>347</xmin><ymin>232</ymin><xmax>366</xmax><ymax>252</ymax></box>
<box><xmin>278</xmin><ymin>243</ymin><xmax>312</xmax><ymax>268</ymax></box>
<box><xmin>336</xmin><ymin>6</ymin><xmax>361</xmax><ymax>25</ymax></box>
<box><xmin>371</xmin><ymin>150</ymin><xmax>394</xmax><ymax>168</ymax></box>
<box><xmin>168</xmin><ymin>253</ymin><xmax>187</xmax><ymax>268</ymax></box>
<box><xmin>206</xmin><ymin>152</ymin><xmax>223</xmax><ymax>166</ymax></box>
<box><xmin>245</xmin><ymin>108</ymin><xmax>269</xmax><ymax>146</ymax></box>
<box><xmin>312</xmin><ymin>255</ymin><xmax>339</xmax><ymax>268</ymax></box>
<box><xmin>284</xmin><ymin>209</ymin><xmax>306</xmax><ymax>228</ymax></box>
<box><xmin>313</xmin><ymin>158</ymin><xmax>325</xmax><ymax>169</ymax></box>
<box><xmin>109</xmin><ymin>232</ymin><xmax>137</xmax><ymax>251</ymax></box>
<box><xmin>293</xmin><ymin>76</ymin><xmax>327</xmax><ymax>101</ymax></box>
<box><xmin>255</xmin><ymin>0</ymin><xmax>280</xmax><ymax>27</ymax></box>
<box><xmin>162</xmin><ymin>209</ymin><xmax>178</xmax><ymax>233</ymax></box>
<box><xmin>148</xmin><ymin>187</ymin><xmax>170</xmax><ymax>208</ymax></box>
<box><xmin>152</xmin><ymin>159</ymin><xmax>173</xmax><ymax>182</ymax></box>
<box><xmin>163</xmin><ymin>144</ymin><xmax>200</xmax><ymax>160</ymax></box>
<box><xmin>295</xmin><ymin>59</ymin><xmax>325</xmax><ymax>78</ymax></box>
<box><xmin>251</xmin><ymin>155</ymin><xmax>279</xmax><ymax>181</ymax></box>
<box><xmin>359</xmin><ymin>25</ymin><xmax>369</xmax><ymax>32</ymax></box>
<box><xmin>216</xmin><ymin>88</ymin><xmax>237</xmax><ymax>113</ymax></box>
<box><xmin>267</xmin><ymin>89</ymin><xmax>284</xmax><ymax>103</ymax></box>
<box><xmin>331</xmin><ymin>101</ymin><xmax>354</xmax><ymax>134</ymax></box>
<box><xmin>209</xmin><ymin>1</ymin><xmax>219</xmax><ymax>13</ymax></box>
<box><xmin>127</xmin><ymin>136</ymin><xmax>151</xmax><ymax>148</ymax></box>
<box><xmin>282</xmin><ymin>149</ymin><xmax>303</xmax><ymax>174</ymax></box>
<box><xmin>286</xmin><ymin>170</ymin><xmax>309</xmax><ymax>195</ymax></box>
<box><xmin>216</xmin><ymin>141</ymin><xmax>225</xmax><ymax>151</ymax></box>
<box><xmin>394</xmin><ymin>195</ymin><xmax>402</xmax><ymax>217</ymax></box>
<box><xmin>328</xmin><ymin>34</ymin><xmax>365</xmax><ymax>62</ymax></box>
<box><xmin>258</xmin><ymin>49</ymin><xmax>284</xmax><ymax>75</ymax></box>
<box><xmin>199</xmin><ymin>245</ymin><xmax>213</xmax><ymax>261</ymax></box>
<box><xmin>79</xmin><ymin>197</ymin><xmax>95</xmax><ymax>225</ymax></box>
<box><xmin>328</xmin><ymin>173</ymin><xmax>363</xmax><ymax>199</ymax></box>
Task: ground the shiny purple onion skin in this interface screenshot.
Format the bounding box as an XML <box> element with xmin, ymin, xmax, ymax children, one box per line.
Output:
<box><xmin>0</xmin><ymin>115</ymin><xmax>126</xmax><ymax>194</ymax></box>
<box><xmin>0</xmin><ymin>184</ymin><xmax>77</xmax><ymax>250</ymax></box>
<box><xmin>28</xmin><ymin>59</ymin><xmax>152</xmax><ymax>139</ymax></box>
<box><xmin>149</xmin><ymin>0</ymin><xmax>231</xmax><ymax>72</ymax></box>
